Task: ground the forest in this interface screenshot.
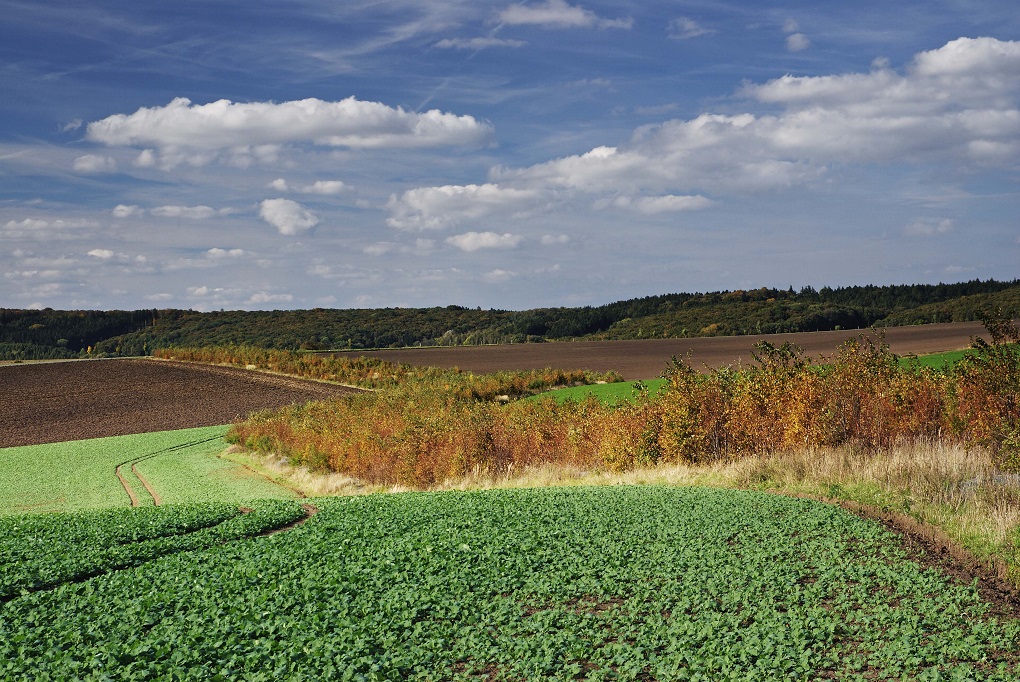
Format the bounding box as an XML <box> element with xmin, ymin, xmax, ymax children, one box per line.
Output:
<box><xmin>1</xmin><ymin>278</ymin><xmax>1018</xmax><ymax>361</ymax></box>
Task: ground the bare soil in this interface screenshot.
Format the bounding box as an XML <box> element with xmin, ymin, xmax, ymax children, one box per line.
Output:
<box><xmin>0</xmin><ymin>358</ymin><xmax>361</xmax><ymax>448</ymax></box>
<box><xmin>338</xmin><ymin>321</ymin><xmax>989</xmax><ymax>380</ymax></box>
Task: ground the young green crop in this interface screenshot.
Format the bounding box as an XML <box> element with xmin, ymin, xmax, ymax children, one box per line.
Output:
<box><xmin>0</xmin><ymin>500</ymin><xmax>306</xmax><ymax>600</ymax></box>
<box><xmin>1</xmin><ymin>486</ymin><xmax>1017</xmax><ymax>680</ymax></box>
<box><xmin>0</xmin><ymin>425</ymin><xmax>294</xmax><ymax>515</ymax></box>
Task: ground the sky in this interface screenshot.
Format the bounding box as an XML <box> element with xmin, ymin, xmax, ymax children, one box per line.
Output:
<box><xmin>1</xmin><ymin>1</ymin><xmax>1018</xmax><ymax>312</ymax></box>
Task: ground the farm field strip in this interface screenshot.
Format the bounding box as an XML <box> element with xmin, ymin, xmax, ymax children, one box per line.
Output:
<box><xmin>0</xmin><ymin>426</ymin><xmax>295</xmax><ymax>515</ymax></box>
<box><xmin>2</xmin><ymin>486</ymin><xmax>1018</xmax><ymax>680</ymax></box>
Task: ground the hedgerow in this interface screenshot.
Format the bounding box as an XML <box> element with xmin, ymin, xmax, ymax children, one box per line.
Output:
<box><xmin>219</xmin><ymin>317</ymin><xmax>1020</xmax><ymax>488</ymax></box>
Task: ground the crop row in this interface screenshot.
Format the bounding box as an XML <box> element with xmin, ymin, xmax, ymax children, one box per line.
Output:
<box><xmin>1</xmin><ymin>486</ymin><xmax>1018</xmax><ymax>680</ymax></box>
<box><xmin>0</xmin><ymin>499</ymin><xmax>306</xmax><ymax>599</ymax></box>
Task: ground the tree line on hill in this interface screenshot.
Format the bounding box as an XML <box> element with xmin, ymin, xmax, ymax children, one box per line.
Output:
<box><xmin>1</xmin><ymin>278</ymin><xmax>1018</xmax><ymax>361</ymax></box>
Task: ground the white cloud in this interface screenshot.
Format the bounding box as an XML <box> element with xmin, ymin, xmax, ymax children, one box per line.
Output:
<box><xmin>783</xmin><ymin>19</ymin><xmax>800</xmax><ymax>34</ymax></box>
<box><xmin>668</xmin><ymin>17</ymin><xmax>712</xmax><ymax>40</ymax></box>
<box><xmin>87</xmin><ymin>249</ymin><xmax>115</xmax><ymax>259</ymax></box>
<box><xmin>387</xmin><ymin>183</ymin><xmax>542</xmax><ymax>230</ymax></box>
<box><xmin>434</xmin><ymin>37</ymin><xmax>526</xmax><ymax>49</ymax></box>
<box><xmin>491</xmin><ymin>38</ymin><xmax>1020</xmax><ymax>201</ymax></box>
<box><xmin>904</xmin><ymin>218</ymin><xmax>954</xmax><ymax>237</ymax></box>
<box><xmin>299</xmin><ymin>180</ymin><xmax>347</xmax><ymax>195</ymax></box>
<box><xmin>86</xmin><ymin>97</ymin><xmax>493</xmax><ymax>167</ymax></box>
<box><xmin>259</xmin><ymin>198</ymin><xmax>319</xmax><ymax>235</ymax></box>
<box><xmin>112</xmin><ymin>204</ymin><xmax>143</xmax><ymax>218</ymax></box>
<box><xmin>446</xmin><ymin>231</ymin><xmax>524</xmax><ymax>252</ymax></box>
<box><xmin>267</xmin><ymin>178</ymin><xmax>290</xmax><ymax>191</ymax></box>
<box><xmin>134</xmin><ymin>149</ymin><xmax>156</xmax><ymax>167</ymax></box>
<box><xmin>786</xmin><ymin>33</ymin><xmax>810</xmax><ymax>52</ymax></box>
<box><xmin>73</xmin><ymin>154</ymin><xmax>117</xmax><ymax>173</ymax></box>
<box><xmin>498</xmin><ymin>0</ymin><xmax>632</xmax><ymax>29</ymax></box>
<box><xmin>61</xmin><ymin>119</ymin><xmax>83</xmax><ymax>132</ymax></box>
<box><xmin>206</xmin><ymin>248</ymin><xmax>246</xmax><ymax>258</ymax></box>
<box><xmin>2</xmin><ymin>217</ymin><xmax>97</xmax><ymax>240</ymax></box>
<box><xmin>613</xmin><ymin>194</ymin><xmax>714</xmax><ymax>214</ymax></box>
<box><xmin>149</xmin><ymin>205</ymin><xmax>220</xmax><ymax>220</ymax></box>
<box><xmin>540</xmin><ymin>234</ymin><xmax>570</xmax><ymax>245</ymax></box>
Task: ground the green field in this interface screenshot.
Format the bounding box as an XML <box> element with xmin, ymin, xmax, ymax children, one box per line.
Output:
<box><xmin>0</xmin><ymin>426</ymin><xmax>295</xmax><ymax>515</ymax></box>
<box><xmin>534</xmin><ymin>378</ymin><xmax>667</xmax><ymax>404</ymax></box>
<box><xmin>2</xmin><ymin>486</ymin><xmax>1018</xmax><ymax>680</ymax></box>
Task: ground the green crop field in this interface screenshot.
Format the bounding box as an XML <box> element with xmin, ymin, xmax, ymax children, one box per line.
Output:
<box><xmin>534</xmin><ymin>378</ymin><xmax>668</xmax><ymax>405</ymax></box>
<box><xmin>0</xmin><ymin>426</ymin><xmax>295</xmax><ymax>515</ymax></box>
<box><xmin>2</xmin><ymin>486</ymin><xmax>1018</xmax><ymax>680</ymax></box>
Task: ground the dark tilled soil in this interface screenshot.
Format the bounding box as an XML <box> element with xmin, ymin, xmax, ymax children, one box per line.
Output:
<box><xmin>0</xmin><ymin>358</ymin><xmax>361</xmax><ymax>448</ymax></box>
<box><xmin>338</xmin><ymin>321</ymin><xmax>990</xmax><ymax>380</ymax></box>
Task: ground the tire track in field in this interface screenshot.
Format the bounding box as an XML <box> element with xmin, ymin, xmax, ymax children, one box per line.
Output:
<box><xmin>1</xmin><ymin>503</ymin><xmax>318</xmax><ymax>604</ymax></box>
<box><xmin>114</xmin><ymin>436</ymin><xmax>224</xmax><ymax>507</ymax></box>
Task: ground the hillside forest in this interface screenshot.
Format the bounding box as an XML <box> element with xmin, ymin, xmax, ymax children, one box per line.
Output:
<box><xmin>2</xmin><ymin>278</ymin><xmax>1019</xmax><ymax>361</ymax></box>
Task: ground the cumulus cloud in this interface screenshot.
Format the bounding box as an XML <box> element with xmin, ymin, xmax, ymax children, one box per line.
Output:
<box><xmin>489</xmin><ymin>38</ymin><xmax>1020</xmax><ymax>201</ymax></box>
<box><xmin>149</xmin><ymin>205</ymin><xmax>220</xmax><ymax>220</ymax></box>
<box><xmin>87</xmin><ymin>249</ymin><xmax>115</xmax><ymax>259</ymax></box>
<box><xmin>434</xmin><ymin>37</ymin><xmax>526</xmax><ymax>49</ymax></box>
<box><xmin>85</xmin><ymin>97</ymin><xmax>493</xmax><ymax>167</ymax></box>
<box><xmin>299</xmin><ymin>180</ymin><xmax>347</xmax><ymax>195</ymax></box>
<box><xmin>112</xmin><ymin>204</ymin><xmax>143</xmax><ymax>218</ymax></box>
<box><xmin>613</xmin><ymin>194</ymin><xmax>714</xmax><ymax>214</ymax></box>
<box><xmin>498</xmin><ymin>0</ymin><xmax>632</xmax><ymax>29</ymax></box>
<box><xmin>2</xmin><ymin>217</ymin><xmax>97</xmax><ymax>240</ymax></box>
<box><xmin>206</xmin><ymin>247</ymin><xmax>246</xmax><ymax>258</ymax></box>
<box><xmin>786</xmin><ymin>33</ymin><xmax>810</xmax><ymax>52</ymax></box>
<box><xmin>446</xmin><ymin>231</ymin><xmax>524</xmax><ymax>252</ymax></box>
<box><xmin>259</xmin><ymin>198</ymin><xmax>319</xmax><ymax>235</ymax></box>
<box><xmin>387</xmin><ymin>183</ymin><xmax>542</xmax><ymax>230</ymax></box>
<box><xmin>668</xmin><ymin>17</ymin><xmax>713</xmax><ymax>40</ymax></box>
<box><xmin>73</xmin><ymin>154</ymin><xmax>117</xmax><ymax>173</ymax></box>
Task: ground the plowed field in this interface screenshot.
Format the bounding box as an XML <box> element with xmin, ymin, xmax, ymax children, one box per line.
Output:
<box><xmin>0</xmin><ymin>359</ymin><xmax>360</xmax><ymax>448</ymax></box>
<box><xmin>340</xmin><ymin>321</ymin><xmax>988</xmax><ymax>380</ymax></box>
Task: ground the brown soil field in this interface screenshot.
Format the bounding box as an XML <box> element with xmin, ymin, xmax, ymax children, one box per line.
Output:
<box><xmin>0</xmin><ymin>358</ymin><xmax>360</xmax><ymax>448</ymax></box>
<box><xmin>335</xmin><ymin>321</ymin><xmax>990</xmax><ymax>380</ymax></box>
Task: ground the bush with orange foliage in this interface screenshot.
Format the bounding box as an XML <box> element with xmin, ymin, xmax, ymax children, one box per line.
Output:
<box><xmin>225</xmin><ymin>317</ymin><xmax>1019</xmax><ymax>488</ymax></box>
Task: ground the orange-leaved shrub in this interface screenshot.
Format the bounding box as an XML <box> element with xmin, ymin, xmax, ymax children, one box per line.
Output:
<box><xmin>225</xmin><ymin>318</ymin><xmax>1020</xmax><ymax>487</ymax></box>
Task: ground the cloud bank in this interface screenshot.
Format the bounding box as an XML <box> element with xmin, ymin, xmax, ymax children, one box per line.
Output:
<box><xmin>86</xmin><ymin>97</ymin><xmax>494</xmax><ymax>166</ymax></box>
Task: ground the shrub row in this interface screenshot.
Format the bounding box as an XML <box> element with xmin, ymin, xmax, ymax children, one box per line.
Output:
<box><xmin>224</xmin><ymin>320</ymin><xmax>1020</xmax><ymax>488</ymax></box>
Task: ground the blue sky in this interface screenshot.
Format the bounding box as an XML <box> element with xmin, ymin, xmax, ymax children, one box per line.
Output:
<box><xmin>1</xmin><ymin>1</ymin><xmax>1018</xmax><ymax>311</ymax></box>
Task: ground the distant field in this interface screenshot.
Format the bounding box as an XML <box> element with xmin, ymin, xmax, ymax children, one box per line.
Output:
<box><xmin>342</xmin><ymin>320</ymin><xmax>988</xmax><ymax>380</ymax></box>
<box><xmin>0</xmin><ymin>426</ymin><xmax>295</xmax><ymax>515</ymax></box>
